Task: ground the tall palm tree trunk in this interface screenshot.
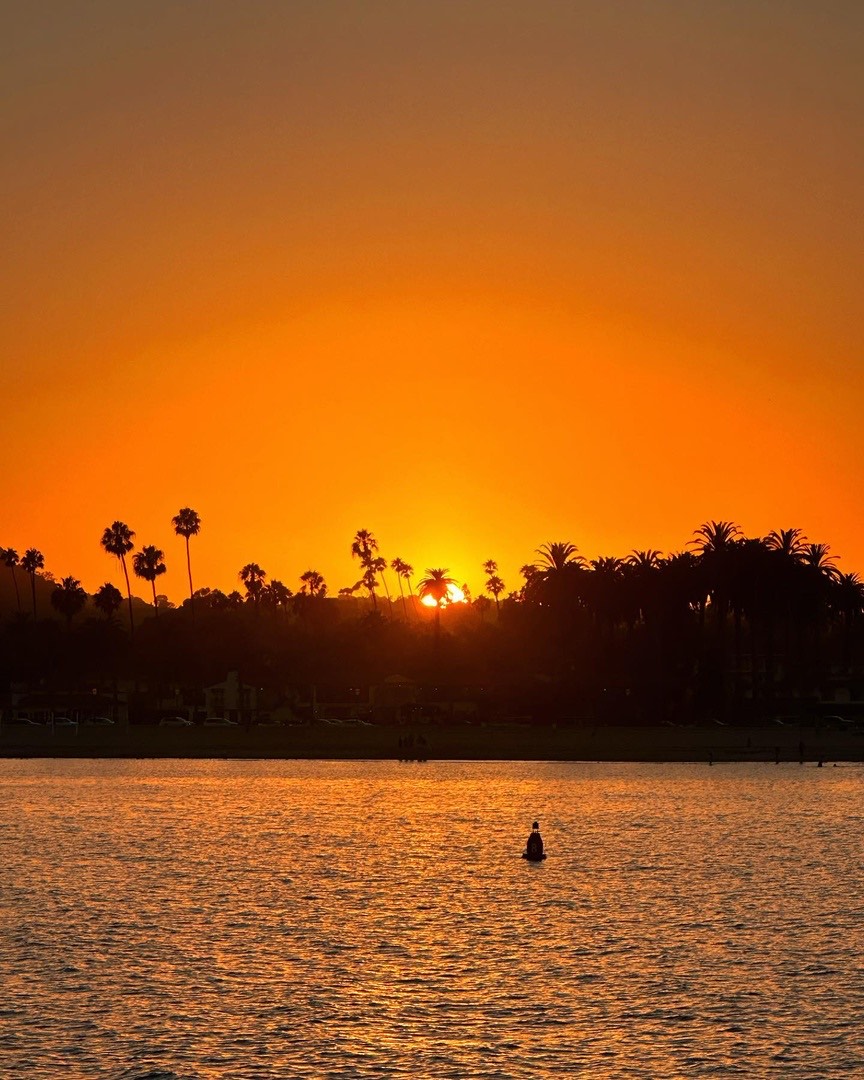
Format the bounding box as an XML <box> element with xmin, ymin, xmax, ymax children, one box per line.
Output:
<box><xmin>11</xmin><ymin>569</ymin><xmax>21</xmax><ymax>613</ymax></box>
<box><xmin>185</xmin><ymin>536</ymin><xmax>194</xmax><ymax>611</ymax></box>
<box><xmin>395</xmin><ymin>576</ymin><xmax>407</xmax><ymax>618</ymax></box>
<box><xmin>29</xmin><ymin>574</ymin><xmax>37</xmax><ymax>619</ymax></box>
<box><xmin>151</xmin><ymin>579</ymin><xmax>159</xmax><ymax>616</ymax></box>
<box><xmin>379</xmin><ymin>569</ymin><xmax>392</xmax><ymax>613</ymax></box>
<box><xmin>120</xmin><ymin>555</ymin><xmax>135</xmax><ymax>638</ymax></box>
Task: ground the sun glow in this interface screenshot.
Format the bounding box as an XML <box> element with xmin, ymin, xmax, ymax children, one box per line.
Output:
<box><xmin>421</xmin><ymin>583</ymin><xmax>466</xmax><ymax>607</ymax></box>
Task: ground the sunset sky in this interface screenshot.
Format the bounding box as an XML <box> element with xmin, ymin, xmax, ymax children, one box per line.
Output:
<box><xmin>4</xmin><ymin>2</ymin><xmax>862</xmax><ymax>603</ymax></box>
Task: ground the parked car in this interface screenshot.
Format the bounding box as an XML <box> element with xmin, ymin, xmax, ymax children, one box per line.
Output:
<box><xmin>159</xmin><ymin>717</ymin><xmax>194</xmax><ymax>727</ymax></box>
<box><xmin>52</xmin><ymin>716</ymin><xmax>78</xmax><ymax>726</ymax></box>
<box><xmin>203</xmin><ymin>717</ymin><xmax>238</xmax><ymax>726</ymax></box>
<box><xmin>85</xmin><ymin>716</ymin><xmax>114</xmax><ymax>726</ymax></box>
<box><xmin>822</xmin><ymin>715</ymin><xmax>852</xmax><ymax>727</ymax></box>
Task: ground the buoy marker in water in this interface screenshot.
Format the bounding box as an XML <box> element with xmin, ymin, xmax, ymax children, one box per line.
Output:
<box><xmin>523</xmin><ymin>820</ymin><xmax>546</xmax><ymax>861</ymax></box>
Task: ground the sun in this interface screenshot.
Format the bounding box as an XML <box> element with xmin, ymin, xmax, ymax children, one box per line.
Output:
<box><xmin>421</xmin><ymin>583</ymin><xmax>466</xmax><ymax>607</ymax></box>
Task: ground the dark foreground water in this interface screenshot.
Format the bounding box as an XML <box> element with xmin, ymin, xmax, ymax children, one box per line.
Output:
<box><xmin>1</xmin><ymin>759</ymin><xmax>863</xmax><ymax>1079</ymax></box>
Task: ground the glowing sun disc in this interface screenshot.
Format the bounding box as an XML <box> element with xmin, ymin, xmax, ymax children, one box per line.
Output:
<box><xmin>421</xmin><ymin>584</ymin><xmax>466</xmax><ymax>607</ymax></box>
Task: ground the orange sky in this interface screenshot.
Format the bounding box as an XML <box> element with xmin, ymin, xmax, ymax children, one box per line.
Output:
<box><xmin>3</xmin><ymin>2</ymin><xmax>862</xmax><ymax>603</ymax></box>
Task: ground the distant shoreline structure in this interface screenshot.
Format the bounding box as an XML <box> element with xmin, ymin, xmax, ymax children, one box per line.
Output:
<box><xmin>1</xmin><ymin>722</ymin><xmax>861</xmax><ymax>764</ymax></box>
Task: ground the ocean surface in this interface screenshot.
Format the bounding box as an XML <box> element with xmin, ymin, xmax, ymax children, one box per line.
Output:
<box><xmin>1</xmin><ymin>759</ymin><xmax>863</xmax><ymax>1079</ymax></box>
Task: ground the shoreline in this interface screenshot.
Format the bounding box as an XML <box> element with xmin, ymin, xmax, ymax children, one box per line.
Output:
<box><xmin>0</xmin><ymin>723</ymin><xmax>861</xmax><ymax>763</ymax></box>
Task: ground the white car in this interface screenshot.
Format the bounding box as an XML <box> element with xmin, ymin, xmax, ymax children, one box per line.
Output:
<box><xmin>85</xmin><ymin>716</ymin><xmax>114</xmax><ymax>726</ymax></box>
<box><xmin>52</xmin><ymin>717</ymin><xmax>78</xmax><ymax>727</ymax></box>
<box><xmin>204</xmin><ymin>717</ymin><xmax>238</xmax><ymax>726</ymax></box>
<box><xmin>160</xmin><ymin>717</ymin><xmax>194</xmax><ymax>727</ymax></box>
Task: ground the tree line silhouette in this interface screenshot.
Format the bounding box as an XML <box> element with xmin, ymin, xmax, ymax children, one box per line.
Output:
<box><xmin>1</xmin><ymin>516</ymin><xmax>862</xmax><ymax>724</ymax></box>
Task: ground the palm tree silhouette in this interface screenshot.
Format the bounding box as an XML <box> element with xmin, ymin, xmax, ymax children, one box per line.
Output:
<box><xmin>417</xmin><ymin>567</ymin><xmax>457</xmax><ymax>637</ymax></box>
<box><xmin>21</xmin><ymin>548</ymin><xmax>45</xmax><ymax>619</ymax></box>
<box><xmin>239</xmin><ymin>563</ymin><xmax>267</xmax><ymax>606</ymax></box>
<box><xmin>801</xmin><ymin>542</ymin><xmax>841</xmax><ymax>581</ymax></box>
<box><xmin>1</xmin><ymin>547</ymin><xmax>22</xmax><ymax>613</ymax></box>
<box><xmin>264</xmin><ymin>579</ymin><xmax>293</xmax><ymax>611</ymax></box>
<box><xmin>351</xmin><ymin>529</ymin><xmax>380</xmax><ymax>610</ymax></box>
<box><xmin>371</xmin><ymin>556</ymin><xmax>393</xmax><ymax>612</ymax></box>
<box><xmin>101</xmin><ymin>521</ymin><xmax>136</xmax><ymax>635</ymax></box>
<box><xmin>299</xmin><ymin>570</ymin><xmax>327</xmax><ymax>598</ymax></box>
<box><xmin>528</xmin><ymin>541</ymin><xmax>587</xmax><ymax>608</ymax></box>
<box><xmin>172</xmin><ymin>507</ymin><xmax>201</xmax><ymax>610</ymax></box>
<box><xmin>133</xmin><ymin>545</ymin><xmax>167</xmax><ymax>614</ymax></box>
<box><xmin>390</xmin><ymin>557</ymin><xmax>411</xmax><ymax>617</ymax></box>
<box><xmin>483</xmin><ymin>559</ymin><xmax>505</xmax><ymax>614</ymax></box>
<box><xmin>832</xmin><ymin>572</ymin><xmax>864</xmax><ymax>671</ymax></box>
<box><xmin>535</xmin><ymin>541</ymin><xmax>586</xmax><ymax>573</ymax></box>
<box><xmin>51</xmin><ymin>576</ymin><xmax>87</xmax><ymax>626</ymax></box>
<box><xmin>689</xmin><ymin>520</ymin><xmax>741</xmax><ymax>556</ymax></box>
<box><xmin>765</xmin><ymin>528</ymin><xmax>808</xmax><ymax>560</ymax></box>
<box><xmin>94</xmin><ymin>582</ymin><xmax>123</xmax><ymax>619</ymax></box>
<box><xmin>398</xmin><ymin>560</ymin><xmax>416</xmax><ymax>613</ymax></box>
<box><xmin>418</xmin><ymin>568</ymin><xmax>456</xmax><ymax>604</ymax></box>
<box><xmin>626</xmin><ymin>549</ymin><xmax>663</xmax><ymax>570</ymax></box>
<box><xmin>359</xmin><ymin>565</ymin><xmax>380</xmax><ymax>607</ymax></box>
<box><xmin>486</xmin><ymin>574</ymin><xmax>505</xmax><ymax>612</ymax></box>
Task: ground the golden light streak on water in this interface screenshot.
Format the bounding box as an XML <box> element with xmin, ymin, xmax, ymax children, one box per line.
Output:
<box><xmin>1</xmin><ymin>760</ymin><xmax>863</xmax><ymax>1078</ymax></box>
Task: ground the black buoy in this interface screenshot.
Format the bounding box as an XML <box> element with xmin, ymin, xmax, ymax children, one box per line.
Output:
<box><xmin>523</xmin><ymin>820</ymin><xmax>546</xmax><ymax>861</ymax></box>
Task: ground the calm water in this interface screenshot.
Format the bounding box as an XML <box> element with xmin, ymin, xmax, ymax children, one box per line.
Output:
<box><xmin>1</xmin><ymin>759</ymin><xmax>863</xmax><ymax>1079</ymax></box>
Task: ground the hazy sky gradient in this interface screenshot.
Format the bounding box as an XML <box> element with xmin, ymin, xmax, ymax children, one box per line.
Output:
<box><xmin>4</xmin><ymin>2</ymin><xmax>862</xmax><ymax>600</ymax></box>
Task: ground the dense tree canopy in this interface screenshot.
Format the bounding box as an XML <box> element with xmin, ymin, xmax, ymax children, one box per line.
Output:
<box><xmin>1</xmin><ymin>519</ymin><xmax>862</xmax><ymax>725</ymax></box>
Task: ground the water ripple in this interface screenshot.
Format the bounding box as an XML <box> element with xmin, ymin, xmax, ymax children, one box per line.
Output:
<box><xmin>1</xmin><ymin>759</ymin><xmax>863</xmax><ymax>1078</ymax></box>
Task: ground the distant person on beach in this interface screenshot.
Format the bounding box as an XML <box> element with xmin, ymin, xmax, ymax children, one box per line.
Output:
<box><xmin>526</xmin><ymin>821</ymin><xmax>544</xmax><ymax>859</ymax></box>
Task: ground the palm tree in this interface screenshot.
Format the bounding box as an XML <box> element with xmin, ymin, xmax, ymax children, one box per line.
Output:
<box><xmin>801</xmin><ymin>542</ymin><xmax>841</xmax><ymax>581</ymax></box>
<box><xmin>527</xmin><ymin>544</ymin><xmax>587</xmax><ymax>604</ymax></box>
<box><xmin>626</xmin><ymin>549</ymin><xmax>663</xmax><ymax>570</ymax></box>
<box><xmin>391</xmin><ymin>557</ymin><xmax>411</xmax><ymax>617</ymax></box>
<box><xmin>360</xmin><ymin>565</ymin><xmax>380</xmax><ymax>607</ymax></box>
<box><xmin>51</xmin><ymin>576</ymin><xmax>87</xmax><ymax>626</ymax></box>
<box><xmin>535</xmin><ymin>541</ymin><xmax>585</xmax><ymax>573</ymax></box>
<box><xmin>101</xmin><ymin>521</ymin><xmax>136</xmax><ymax>635</ymax></box>
<box><xmin>1</xmin><ymin>548</ymin><xmax>22</xmax><ymax>612</ymax></box>
<box><xmin>765</xmin><ymin>527</ymin><xmax>808</xmax><ymax>560</ymax></box>
<box><xmin>299</xmin><ymin>570</ymin><xmax>327</xmax><ymax>598</ymax></box>
<box><xmin>21</xmin><ymin>548</ymin><xmax>45</xmax><ymax>619</ymax></box>
<box><xmin>832</xmin><ymin>572</ymin><xmax>864</xmax><ymax>671</ymax></box>
<box><xmin>351</xmin><ymin>529</ymin><xmax>378</xmax><ymax>563</ymax></box>
<box><xmin>417</xmin><ymin>567</ymin><xmax>457</xmax><ymax>639</ymax></box>
<box><xmin>689</xmin><ymin>520</ymin><xmax>741</xmax><ymax>556</ymax></box>
<box><xmin>623</xmin><ymin>550</ymin><xmax>664</xmax><ymax>629</ymax></box>
<box><xmin>370</xmin><ymin>555</ymin><xmax>393</xmax><ymax>612</ymax></box>
<box><xmin>239</xmin><ymin>563</ymin><xmax>267</xmax><ymax>606</ymax></box>
<box><xmin>132</xmin><ymin>545</ymin><xmax>167</xmax><ymax>614</ymax></box>
<box><xmin>351</xmin><ymin>529</ymin><xmax>379</xmax><ymax>610</ymax></box>
<box><xmin>587</xmin><ymin>556</ymin><xmax>626</xmax><ymax>635</ymax></box>
<box><xmin>417</xmin><ymin>567</ymin><xmax>456</xmax><ymax>604</ymax></box>
<box><xmin>689</xmin><ymin>521</ymin><xmax>741</xmax><ymax>614</ymax></box>
<box><xmin>483</xmin><ymin>559</ymin><xmax>505</xmax><ymax>613</ymax></box>
<box><xmin>398</xmin><ymin>559</ymin><xmax>416</xmax><ymax>613</ymax></box>
<box><xmin>264</xmin><ymin>579</ymin><xmax>293</xmax><ymax>610</ymax></box>
<box><xmin>172</xmin><ymin>507</ymin><xmax>201</xmax><ymax>610</ymax></box>
<box><xmin>486</xmin><ymin>574</ymin><xmax>505</xmax><ymax>612</ymax></box>
<box><xmin>94</xmin><ymin>582</ymin><xmax>124</xmax><ymax>619</ymax></box>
